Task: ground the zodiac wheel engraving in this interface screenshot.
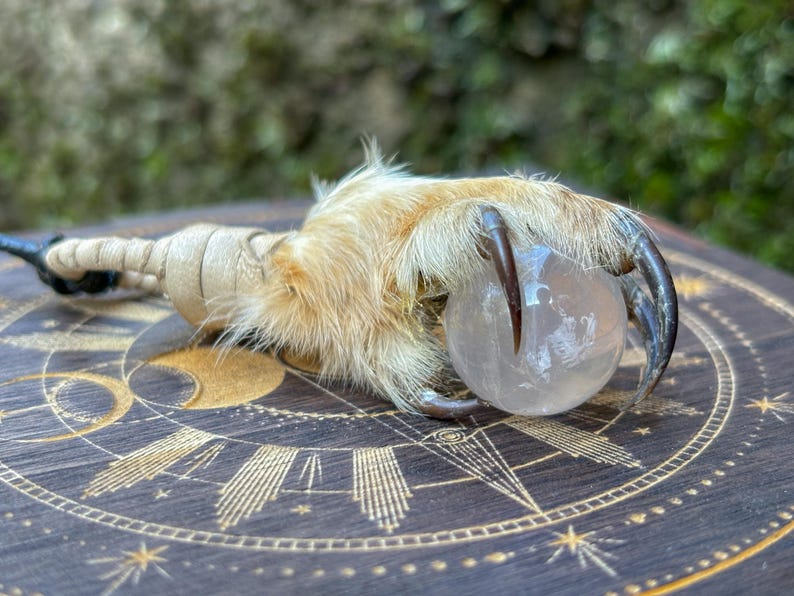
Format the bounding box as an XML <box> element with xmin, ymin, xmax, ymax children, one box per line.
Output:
<box><xmin>0</xmin><ymin>252</ymin><xmax>733</xmax><ymax>546</ymax></box>
<box><xmin>1</xmin><ymin>213</ymin><xmax>792</xmax><ymax>595</ymax></box>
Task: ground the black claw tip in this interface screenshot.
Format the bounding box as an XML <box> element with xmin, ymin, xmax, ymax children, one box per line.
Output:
<box><xmin>618</xmin><ymin>219</ymin><xmax>678</xmax><ymax>407</ymax></box>
<box><xmin>414</xmin><ymin>390</ymin><xmax>480</xmax><ymax>419</ymax></box>
<box><xmin>479</xmin><ymin>205</ymin><xmax>522</xmax><ymax>354</ymax></box>
<box><xmin>0</xmin><ymin>232</ymin><xmax>119</xmax><ymax>295</ymax></box>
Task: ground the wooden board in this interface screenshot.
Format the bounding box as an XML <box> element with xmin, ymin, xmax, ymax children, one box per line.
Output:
<box><xmin>0</xmin><ymin>202</ymin><xmax>792</xmax><ymax>595</ymax></box>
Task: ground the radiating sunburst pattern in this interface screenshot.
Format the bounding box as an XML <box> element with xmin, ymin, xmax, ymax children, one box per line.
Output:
<box><xmin>546</xmin><ymin>525</ymin><xmax>624</xmax><ymax>577</ymax></box>
<box><xmin>84</xmin><ymin>428</ymin><xmax>215</xmax><ymax>497</ymax></box>
<box><xmin>299</xmin><ymin>453</ymin><xmax>322</xmax><ymax>490</ymax></box>
<box><xmin>423</xmin><ymin>427</ymin><xmax>540</xmax><ymax>511</ymax></box>
<box><xmin>746</xmin><ymin>392</ymin><xmax>794</xmax><ymax>422</ymax></box>
<box><xmin>216</xmin><ymin>444</ymin><xmax>299</xmax><ymax>529</ymax></box>
<box><xmin>505</xmin><ymin>417</ymin><xmax>640</xmax><ymax>468</ymax></box>
<box><xmin>588</xmin><ymin>390</ymin><xmax>703</xmax><ymax>417</ymax></box>
<box><xmin>353</xmin><ymin>447</ymin><xmax>412</xmax><ymax>532</ymax></box>
<box><xmin>89</xmin><ymin>543</ymin><xmax>170</xmax><ymax>596</ymax></box>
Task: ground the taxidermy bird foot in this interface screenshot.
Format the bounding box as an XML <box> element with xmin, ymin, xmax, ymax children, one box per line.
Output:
<box><xmin>0</xmin><ymin>147</ymin><xmax>678</xmax><ymax>419</ymax></box>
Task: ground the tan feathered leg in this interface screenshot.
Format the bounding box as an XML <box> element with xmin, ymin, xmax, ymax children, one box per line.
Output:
<box><xmin>2</xmin><ymin>148</ymin><xmax>676</xmax><ymax>418</ymax></box>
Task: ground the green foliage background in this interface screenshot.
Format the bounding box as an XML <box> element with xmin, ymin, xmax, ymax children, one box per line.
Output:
<box><xmin>1</xmin><ymin>0</ymin><xmax>792</xmax><ymax>271</ymax></box>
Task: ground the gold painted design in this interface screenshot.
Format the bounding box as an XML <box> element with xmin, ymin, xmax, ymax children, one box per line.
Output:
<box><xmin>423</xmin><ymin>427</ymin><xmax>540</xmax><ymax>512</ymax></box>
<box><xmin>673</xmin><ymin>275</ymin><xmax>713</xmax><ymax>300</ymax></box>
<box><xmin>216</xmin><ymin>445</ymin><xmax>299</xmax><ymax>530</ymax></box>
<box><xmin>149</xmin><ymin>346</ymin><xmax>285</xmax><ymax>410</ymax></box>
<box><xmin>0</xmin><ymin>372</ymin><xmax>136</xmax><ymax>442</ymax></box>
<box><xmin>636</xmin><ymin>518</ymin><xmax>794</xmax><ymax>595</ymax></box>
<box><xmin>617</xmin><ymin>347</ymin><xmax>706</xmax><ymax>370</ymax></box>
<box><xmin>588</xmin><ymin>390</ymin><xmax>702</xmax><ymax>417</ymax></box>
<box><xmin>1</xmin><ymin>232</ymin><xmax>793</xmax><ymax>591</ymax></box>
<box><xmin>245</xmin><ymin>399</ymin><xmax>400</xmax><ymax>420</ymax></box>
<box><xmin>430</xmin><ymin>428</ymin><xmax>467</xmax><ymax>444</ymax></box>
<box><xmin>89</xmin><ymin>543</ymin><xmax>169</xmax><ymax>596</ymax></box>
<box><xmin>0</xmin><ymin>300</ymin><xmax>735</xmax><ymax>553</ymax></box>
<box><xmin>184</xmin><ymin>443</ymin><xmax>226</xmax><ymax>475</ymax></box>
<box><xmin>484</xmin><ymin>551</ymin><xmax>512</xmax><ymax>563</ymax></box>
<box><xmin>0</xmin><ymin>331</ymin><xmax>136</xmax><ymax>353</ymax></box>
<box><xmin>291</xmin><ymin>504</ymin><xmax>311</xmax><ymax>515</ymax></box>
<box><xmin>299</xmin><ymin>453</ymin><xmax>322</xmax><ymax>490</ymax></box>
<box><xmin>84</xmin><ymin>428</ymin><xmax>215</xmax><ymax>497</ymax></box>
<box><xmin>353</xmin><ymin>447</ymin><xmax>412</xmax><ymax>532</ymax></box>
<box><xmin>546</xmin><ymin>525</ymin><xmax>623</xmax><ymax>577</ymax></box>
<box><xmin>505</xmin><ymin>417</ymin><xmax>640</xmax><ymax>468</ymax></box>
<box><xmin>0</xmin><ymin>296</ymin><xmax>49</xmax><ymax>335</ymax></box>
<box><xmin>745</xmin><ymin>392</ymin><xmax>793</xmax><ymax>420</ymax></box>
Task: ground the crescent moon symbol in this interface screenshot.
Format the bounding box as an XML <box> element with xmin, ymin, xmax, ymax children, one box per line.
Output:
<box><xmin>1</xmin><ymin>372</ymin><xmax>136</xmax><ymax>443</ymax></box>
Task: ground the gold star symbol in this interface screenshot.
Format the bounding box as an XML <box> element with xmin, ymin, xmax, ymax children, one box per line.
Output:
<box><xmin>124</xmin><ymin>544</ymin><xmax>168</xmax><ymax>571</ymax></box>
<box><xmin>90</xmin><ymin>543</ymin><xmax>170</xmax><ymax>593</ymax></box>
<box><xmin>549</xmin><ymin>525</ymin><xmax>592</xmax><ymax>553</ymax></box>
<box><xmin>291</xmin><ymin>504</ymin><xmax>311</xmax><ymax>515</ymax></box>
<box><xmin>745</xmin><ymin>393</ymin><xmax>793</xmax><ymax>420</ymax></box>
<box><xmin>746</xmin><ymin>397</ymin><xmax>773</xmax><ymax>414</ymax></box>
<box><xmin>674</xmin><ymin>275</ymin><xmax>713</xmax><ymax>300</ymax></box>
<box><xmin>153</xmin><ymin>489</ymin><xmax>170</xmax><ymax>500</ymax></box>
<box><xmin>546</xmin><ymin>525</ymin><xmax>624</xmax><ymax>577</ymax></box>
<box><xmin>633</xmin><ymin>427</ymin><xmax>651</xmax><ymax>436</ymax></box>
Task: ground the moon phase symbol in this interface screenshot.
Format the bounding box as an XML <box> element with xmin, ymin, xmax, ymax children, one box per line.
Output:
<box><xmin>0</xmin><ymin>372</ymin><xmax>136</xmax><ymax>443</ymax></box>
<box><xmin>146</xmin><ymin>346</ymin><xmax>286</xmax><ymax>410</ymax></box>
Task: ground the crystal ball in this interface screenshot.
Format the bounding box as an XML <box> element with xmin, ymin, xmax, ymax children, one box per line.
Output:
<box><xmin>444</xmin><ymin>245</ymin><xmax>627</xmax><ymax>416</ymax></box>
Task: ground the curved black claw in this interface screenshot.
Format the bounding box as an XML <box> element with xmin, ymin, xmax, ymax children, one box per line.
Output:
<box><xmin>618</xmin><ymin>219</ymin><xmax>678</xmax><ymax>408</ymax></box>
<box><xmin>414</xmin><ymin>390</ymin><xmax>480</xmax><ymax>420</ymax></box>
<box><xmin>0</xmin><ymin>233</ymin><xmax>118</xmax><ymax>295</ymax></box>
<box><xmin>479</xmin><ymin>206</ymin><xmax>522</xmax><ymax>354</ymax></box>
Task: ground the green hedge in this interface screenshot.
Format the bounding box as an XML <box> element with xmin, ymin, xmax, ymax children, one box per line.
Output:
<box><xmin>564</xmin><ymin>0</ymin><xmax>794</xmax><ymax>271</ymax></box>
<box><xmin>1</xmin><ymin>1</ymin><xmax>791</xmax><ymax>271</ymax></box>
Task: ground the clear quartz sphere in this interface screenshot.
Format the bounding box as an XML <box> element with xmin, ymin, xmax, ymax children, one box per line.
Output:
<box><xmin>444</xmin><ymin>245</ymin><xmax>627</xmax><ymax>415</ymax></box>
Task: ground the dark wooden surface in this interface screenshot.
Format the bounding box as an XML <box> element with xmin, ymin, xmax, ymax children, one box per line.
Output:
<box><xmin>0</xmin><ymin>202</ymin><xmax>792</xmax><ymax>595</ymax></box>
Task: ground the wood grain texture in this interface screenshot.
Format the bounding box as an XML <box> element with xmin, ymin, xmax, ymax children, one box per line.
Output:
<box><xmin>0</xmin><ymin>202</ymin><xmax>792</xmax><ymax>595</ymax></box>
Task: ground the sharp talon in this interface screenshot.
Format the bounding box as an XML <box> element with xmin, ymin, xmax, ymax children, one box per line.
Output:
<box><xmin>618</xmin><ymin>219</ymin><xmax>678</xmax><ymax>407</ymax></box>
<box><xmin>415</xmin><ymin>389</ymin><xmax>480</xmax><ymax>419</ymax></box>
<box><xmin>478</xmin><ymin>205</ymin><xmax>522</xmax><ymax>354</ymax></box>
<box><xmin>0</xmin><ymin>233</ymin><xmax>119</xmax><ymax>295</ymax></box>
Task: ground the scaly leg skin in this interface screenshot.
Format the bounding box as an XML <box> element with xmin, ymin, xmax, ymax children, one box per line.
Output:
<box><xmin>21</xmin><ymin>149</ymin><xmax>676</xmax><ymax>418</ymax></box>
